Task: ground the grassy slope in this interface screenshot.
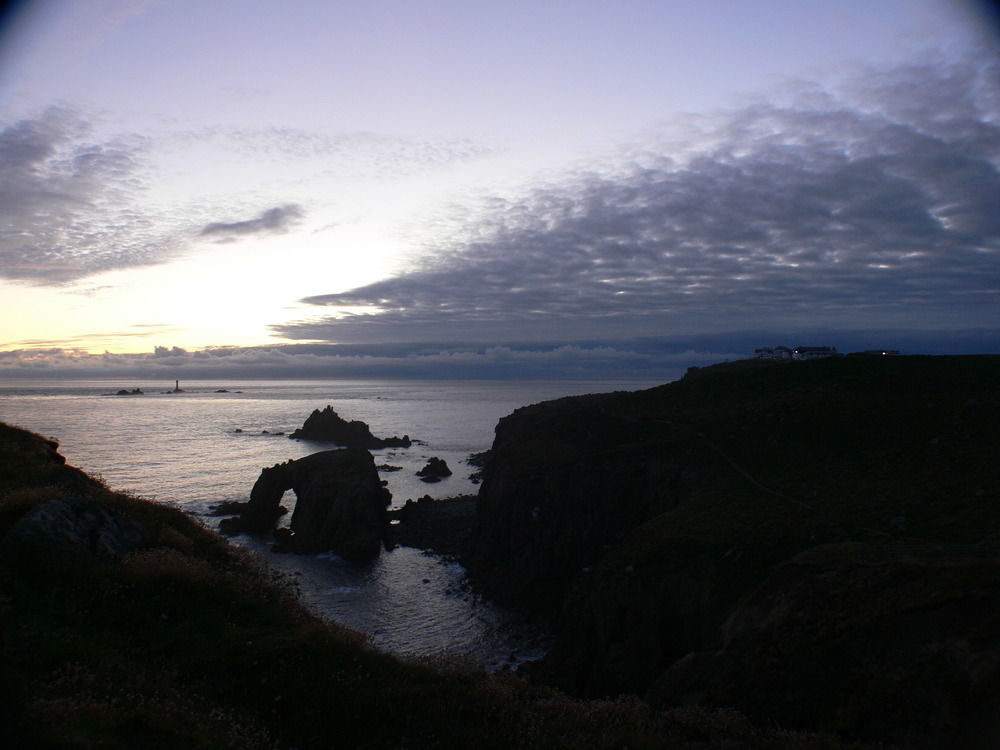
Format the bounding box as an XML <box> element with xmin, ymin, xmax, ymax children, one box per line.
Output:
<box><xmin>0</xmin><ymin>421</ymin><xmax>868</xmax><ymax>749</ymax></box>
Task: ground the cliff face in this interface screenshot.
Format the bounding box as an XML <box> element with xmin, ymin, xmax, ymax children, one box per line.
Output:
<box><xmin>465</xmin><ymin>391</ymin><xmax>707</xmax><ymax>612</ymax></box>
<box><xmin>466</xmin><ymin>355</ymin><xmax>1000</xmax><ymax>747</ymax></box>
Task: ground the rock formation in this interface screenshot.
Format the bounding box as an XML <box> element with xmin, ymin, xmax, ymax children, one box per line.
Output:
<box><xmin>387</xmin><ymin>494</ymin><xmax>476</xmax><ymax>556</ymax></box>
<box><xmin>464</xmin><ymin>355</ymin><xmax>1000</xmax><ymax>748</ymax></box>
<box><xmin>288</xmin><ymin>405</ymin><xmax>411</xmax><ymax>448</ymax></box>
<box><xmin>222</xmin><ymin>448</ymin><xmax>391</xmax><ymax>559</ymax></box>
<box><xmin>465</xmin><ymin>389</ymin><xmax>682</xmax><ymax>612</ymax></box>
<box><xmin>416</xmin><ymin>457</ymin><xmax>451</xmax><ymax>482</ymax></box>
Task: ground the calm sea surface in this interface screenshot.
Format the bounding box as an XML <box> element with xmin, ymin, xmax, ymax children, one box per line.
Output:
<box><xmin>0</xmin><ymin>377</ymin><xmax>663</xmax><ymax>668</ymax></box>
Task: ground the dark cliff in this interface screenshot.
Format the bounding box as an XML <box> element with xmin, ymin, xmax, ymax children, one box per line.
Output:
<box><xmin>465</xmin><ymin>355</ymin><xmax>1000</xmax><ymax>748</ymax></box>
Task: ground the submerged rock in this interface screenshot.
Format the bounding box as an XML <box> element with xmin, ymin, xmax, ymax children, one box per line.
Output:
<box><xmin>288</xmin><ymin>405</ymin><xmax>411</xmax><ymax>449</ymax></box>
<box><xmin>223</xmin><ymin>449</ymin><xmax>390</xmax><ymax>559</ymax></box>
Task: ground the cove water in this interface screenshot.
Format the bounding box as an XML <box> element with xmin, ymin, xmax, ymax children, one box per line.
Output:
<box><xmin>0</xmin><ymin>378</ymin><xmax>663</xmax><ymax>669</ymax></box>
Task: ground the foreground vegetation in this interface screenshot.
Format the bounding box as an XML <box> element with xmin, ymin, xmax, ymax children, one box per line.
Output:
<box><xmin>0</xmin><ymin>420</ymin><xmax>872</xmax><ymax>749</ymax></box>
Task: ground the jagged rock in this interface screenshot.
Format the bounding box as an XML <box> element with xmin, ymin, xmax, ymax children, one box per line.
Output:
<box><xmin>0</xmin><ymin>496</ymin><xmax>145</xmax><ymax>564</ymax></box>
<box><xmin>416</xmin><ymin>457</ymin><xmax>451</xmax><ymax>482</ymax></box>
<box><xmin>224</xmin><ymin>449</ymin><xmax>390</xmax><ymax>559</ymax></box>
<box><xmin>288</xmin><ymin>405</ymin><xmax>411</xmax><ymax>448</ymax></box>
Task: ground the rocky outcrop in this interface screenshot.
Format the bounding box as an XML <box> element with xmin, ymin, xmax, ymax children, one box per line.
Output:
<box><xmin>465</xmin><ymin>355</ymin><xmax>1000</xmax><ymax>747</ymax></box>
<box><xmin>464</xmin><ymin>389</ymin><xmax>689</xmax><ymax>612</ymax></box>
<box><xmin>388</xmin><ymin>494</ymin><xmax>477</xmax><ymax>556</ymax></box>
<box><xmin>416</xmin><ymin>457</ymin><xmax>451</xmax><ymax>482</ymax></box>
<box><xmin>0</xmin><ymin>495</ymin><xmax>145</xmax><ymax>564</ymax></box>
<box><xmin>288</xmin><ymin>405</ymin><xmax>411</xmax><ymax>448</ymax></box>
<box><xmin>221</xmin><ymin>449</ymin><xmax>391</xmax><ymax>559</ymax></box>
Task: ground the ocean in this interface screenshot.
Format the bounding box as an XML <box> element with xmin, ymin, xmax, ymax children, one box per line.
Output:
<box><xmin>0</xmin><ymin>377</ymin><xmax>664</xmax><ymax>669</ymax></box>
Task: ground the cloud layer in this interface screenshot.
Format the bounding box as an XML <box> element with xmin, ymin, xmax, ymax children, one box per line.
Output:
<box><xmin>2</xmin><ymin>328</ymin><xmax>996</xmax><ymax>380</ymax></box>
<box><xmin>280</xmin><ymin>55</ymin><xmax>999</xmax><ymax>344</ymax></box>
<box><xmin>0</xmin><ymin>110</ymin><xmax>492</xmax><ymax>284</ymax></box>
<box><xmin>0</xmin><ymin>106</ymin><xmax>185</xmax><ymax>282</ymax></box>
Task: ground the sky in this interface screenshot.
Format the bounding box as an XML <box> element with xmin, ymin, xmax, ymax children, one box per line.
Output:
<box><xmin>0</xmin><ymin>0</ymin><xmax>997</xmax><ymax>379</ymax></box>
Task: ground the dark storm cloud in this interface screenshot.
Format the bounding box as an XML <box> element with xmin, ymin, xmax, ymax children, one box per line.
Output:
<box><xmin>279</xmin><ymin>54</ymin><xmax>999</xmax><ymax>344</ymax></box>
<box><xmin>0</xmin><ymin>106</ymin><xmax>184</xmax><ymax>283</ymax></box>
<box><xmin>199</xmin><ymin>204</ymin><xmax>304</xmax><ymax>241</ymax></box>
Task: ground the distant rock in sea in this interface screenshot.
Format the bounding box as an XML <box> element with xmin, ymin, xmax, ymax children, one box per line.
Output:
<box><xmin>288</xmin><ymin>405</ymin><xmax>411</xmax><ymax>449</ymax></box>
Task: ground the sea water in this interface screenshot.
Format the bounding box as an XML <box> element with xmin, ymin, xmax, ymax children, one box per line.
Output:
<box><xmin>0</xmin><ymin>377</ymin><xmax>663</xmax><ymax>668</ymax></box>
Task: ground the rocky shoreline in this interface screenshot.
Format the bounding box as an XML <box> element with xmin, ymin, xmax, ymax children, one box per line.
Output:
<box><xmin>209</xmin><ymin>355</ymin><xmax>1000</xmax><ymax>748</ymax></box>
<box><xmin>7</xmin><ymin>418</ymin><xmax>886</xmax><ymax>749</ymax></box>
<box><xmin>206</xmin><ymin>355</ymin><xmax>1000</xmax><ymax>749</ymax></box>
<box><xmin>5</xmin><ymin>355</ymin><xmax>996</xmax><ymax>747</ymax></box>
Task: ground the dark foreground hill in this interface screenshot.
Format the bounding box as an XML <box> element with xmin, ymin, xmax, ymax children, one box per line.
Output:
<box><xmin>0</xmin><ymin>420</ymin><xmax>871</xmax><ymax>749</ymax></box>
<box><xmin>465</xmin><ymin>355</ymin><xmax>1000</xmax><ymax>749</ymax></box>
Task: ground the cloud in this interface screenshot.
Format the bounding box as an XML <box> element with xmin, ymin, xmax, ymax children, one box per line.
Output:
<box><xmin>278</xmin><ymin>53</ymin><xmax>1000</xmax><ymax>344</ymax></box>
<box><xmin>0</xmin><ymin>324</ymin><xmax>185</xmax><ymax>350</ymax></box>
<box><xmin>0</xmin><ymin>109</ymin><xmax>491</xmax><ymax>284</ymax></box>
<box><xmin>199</xmin><ymin>204</ymin><xmax>304</xmax><ymax>241</ymax></box>
<box><xmin>0</xmin><ymin>337</ymin><xmax>748</xmax><ymax>380</ymax></box>
<box><xmin>189</xmin><ymin>127</ymin><xmax>495</xmax><ymax>176</ymax></box>
<box><xmin>0</xmin><ymin>329</ymin><xmax>996</xmax><ymax>380</ymax></box>
<box><xmin>0</xmin><ymin>106</ymin><xmax>188</xmax><ymax>283</ymax></box>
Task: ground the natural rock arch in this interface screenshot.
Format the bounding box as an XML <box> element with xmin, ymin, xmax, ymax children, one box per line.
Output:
<box><xmin>226</xmin><ymin>449</ymin><xmax>391</xmax><ymax>559</ymax></box>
